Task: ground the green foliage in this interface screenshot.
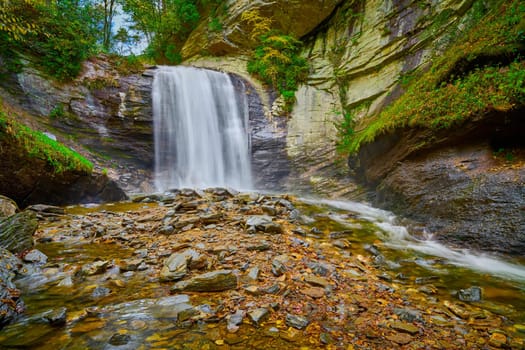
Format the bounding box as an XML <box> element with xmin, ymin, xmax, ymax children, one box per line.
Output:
<box><xmin>339</xmin><ymin>0</ymin><xmax>525</xmax><ymax>155</ymax></box>
<box><xmin>335</xmin><ymin>110</ymin><xmax>355</xmax><ymax>153</ymax></box>
<box><xmin>0</xmin><ymin>108</ymin><xmax>93</xmax><ymax>174</ymax></box>
<box><xmin>0</xmin><ymin>0</ymin><xmax>99</xmax><ymax>81</ymax></box>
<box><xmin>121</xmin><ymin>0</ymin><xmax>225</xmax><ymax>63</ymax></box>
<box><xmin>49</xmin><ymin>104</ymin><xmax>65</xmax><ymax>119</ymax></box>
<box><xmin>248</xmin><ymin>33</ymin><xmax>308</xmax><ymax>110</ymax></box>
<box><xmin>108</xmin><ymin>54</ymin><xmax>147</xmax><ymax>75</ymax></box>
<box><xmin>165</xmin><ymin>44</ymin><xmax>182</xmax><ymax>64</ymax></box>
<box><xmin>208</xmin><ymin>17</ymin><xmax>223</xmax><ymax>32</ymax></box>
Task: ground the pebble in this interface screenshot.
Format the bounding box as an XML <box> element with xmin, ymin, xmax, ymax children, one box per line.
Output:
<box><xmin>458</xmin><ymin>286</ymin><xmax>482</xmax><ymax>302</ymax></box>
<box><xmin>271</xmin><ymin>259</ymin><xmax>287</xmax><ymax>277</ymax></box>
<box><xmin>301</xmin><ymin>287</ymin><xmax>325</xmax><ymax>299</ymax></box>
<box><xmin>386</xmin><ymin>333</ymin><xmax>413</xmax><ymax>345</ymax></box>
<box><xmin>108</xmin><ymin>333</ymin><xmax>131</xmax><ymax>346</ymax></box>
<box><xmin>44</xmin><ymin>307</ymin><xmax>67</xmax><ymax>326</ymax></box>
<box><xmin>488</xmin><ymin>332</ymin><xmax>507</xmax><ymax>348</ymax></box>
<box><xmin>247</xmin><ymin>266</ymin><xmax>260</xmax><ymax>281</ymax></box>
<box><xmin>285</xmin><ymin>313</ymin><xmax>309</xmax><ymax>330</ymax></box>
<box><xmin>227</xmin><ymin>309</ymin><xmax>245</xmax><ymax>332</ymax></box>
<box><xmin>248</xmin><ymin>308</ymin><xmax>269</xmax><ymax>325</ymax></box>
<box><xmin>91</xmin><ymin>286</ymin><xmax>111</xmax><ymax>299</ymax></box>
<box><xmin>389</xmin><ymin>320</ymin><xmax>420</xmax><ymax>335</ymax></box>
<box><xmin>304</xmin><ymin>274</ymin><xmax>330</xmax><ymax>288</ymax></box>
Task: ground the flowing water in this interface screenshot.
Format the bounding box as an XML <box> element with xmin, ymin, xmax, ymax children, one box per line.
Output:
<box><xmin>152</xmin><ymin>66</ymin><xmax>252</xmax><ymax>191</ymax></box>
<box><xmin>1</xmin><ymin>197</ymin><xmax>525</xmax><ymax>349</ymax></box>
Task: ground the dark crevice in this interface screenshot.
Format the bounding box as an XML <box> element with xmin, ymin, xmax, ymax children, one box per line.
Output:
<box><xmin>438</xmin><ymin>48</ymin><xmax>525</xmax><ymax>86</ymax></box>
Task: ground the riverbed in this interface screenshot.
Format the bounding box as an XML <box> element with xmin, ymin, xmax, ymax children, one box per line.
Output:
<box><xmin>1</xmin><ymin>189</ymin><xmax>524</xmax><ymax>349</ymax></box>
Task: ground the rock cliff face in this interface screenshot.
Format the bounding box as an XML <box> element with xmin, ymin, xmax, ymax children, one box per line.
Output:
<box><xmin>1</xmin><ymin>56</ymin><xmax>154</xmax><ymax>170</ymax></box>
<box><xmin>181</xmin><ymin>0</ymin><xmax>343</xmax><ymax>59</ymax></box>
<box><xmin>182</xmin><ymin>0</ymin><xmax>524</xmax><ymax>254</ymax></box>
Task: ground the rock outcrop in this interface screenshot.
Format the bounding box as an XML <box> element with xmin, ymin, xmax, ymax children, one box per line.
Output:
<box><xmin>353</xmin><ymin>109</ymin><xmax>525</xmax><ymax>255</ymax></box>
<box><xmin>181</xmin><ymin>0</ymin><xmax>343</xmax><ymax>59</ymax></box>
<box><xmin>0</xmin><ymin>123</ymin><xmax>127</xmax><ymax>206</ymax></box>
<box><xmin>0</xmin><ymin>56</ymin><xmax>154</xmax><ymax>170</ymax></box>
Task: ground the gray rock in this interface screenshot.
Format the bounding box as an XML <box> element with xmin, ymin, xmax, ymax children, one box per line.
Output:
<box><xmin>81</xmin><ymin>260</ymin><xmax>109</xmax><ymax>276</ymax></box>
<box><xmin>0</xmin><ymin>248</ymin><xmax>25</xmax><ymax>328</ymax></box>
<box><xmin>261</xmin><ymin>205</ymin><xmax>278</xmax><ymax>216</ymax></box>
<box><xmin>306</xmin><ymin>262</ymin><xmax>330</xmax><ymax>276</ymax></box>
<box><xmin>22</xmin><ymin>249</ymin><xmax>48</xmax><ymax>264</ymax></box>
<box><xmin>271</xmin><ymin>255</ymin><xmax>289</xmax><ymax>276</ymax></box>
<box><xmin>159</xmin><ymin>225</ymin><xmax>175</xmax><ymax>235</ymax></box>
<box><xmin>329</xmin><ymin>230</ymin><xmax>353</xmax><ymax>239</ymax></box>
<box><xmin>227</xmin><ymin>309</ymin><xmax>245</xmax><ymax>332</ymax></box>
<box><xmin>160</xmin><ymin>251</ymin><xmax>191</xmax><ymax>281</ymax></box>
<box><xmin>332</xmin><ymin>239</ymin><xmax>352</xmax><ymax>249</ymax></box>
<box><xmin>26</xmin><ymin>204</ymin><xmax>65</xmax><ymax>216</ymax></box>
<box><xmin>57</xmin><ymin>276</ymin><xmax>73</xmax><ymax>287</ymax></box>
<box><xmin>277</xmin><ymin>199</ymin><xmax>295</xmax><ymax>211</ymax></box>
<box><xmin>43</xmin><ymin>307</ymin><xmax>67</xmax><ymax>326</ymax></box>
<box><xmin>364</xmin><ymin>244</ymin><xmax>381</xmax><ymax>256</ymax></box>
<box><xmin>263</xmin><ymin>284</ymin><xmax>280</xmax><ymax>294</ymax></box>
<box><xmin>247</xmin><ymin>241</ymin><xmax>270</xmax><ymax>251</ymax></box>
<box><xmin>199</xmin><ymin>213</ymin><xmax>223</xmax><ymax>224</ymax></box>
<box><xmin>285</xmin><ymin>313</ymin><xmax>309</xmax><ymax>330</ymax></box>
<box><xmin>248</xmin><ymin>308</ymin><xmax>269</xmax><ymax>325</ymax></box>
<box><xmin>394</xmin><ymin>308</ymin><xmax>423</xmax><ymax>323</ymax></box>
<box><xmin>288</xmin><ymin>209</ymin><xmax>301</xmax><ymax>221</ymax></box>
<box><xmin>119</xmin><ymin>258</ymin><xmax>143</xmax><ymax>272</ymax></box>
<box><xmin>91</xmin><ymin>286</ymin><xmax>111</xmax><ymax>299</ymax></box>
<box><xmin>245</xmin><ymin>215</ymin><xmax>283</xmax><ymax>234</ymax></box>
<box><xmin>292</xmin><ymin>226</ymin><xmax>307</xmax><ymax>236</ymax></box>
<box><xmin>458</xmin><ymin>286</ymin><xmax>482</xmax><ymax>302</ymax></box>
<box><xmin>171</xmin><ymin>270</ymin><xmax>237</xmax><ymax>292</ymax></box>
<box><xmin>247</xmin><ymin>266</ymin><xmax>260</xmax><ymax>281</ymax></box>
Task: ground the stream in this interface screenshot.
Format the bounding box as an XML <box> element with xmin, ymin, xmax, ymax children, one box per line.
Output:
<box><xmin>1</xmin><ymin>191</ymin><xmax>524</xmax><ymax>349</ymax></box>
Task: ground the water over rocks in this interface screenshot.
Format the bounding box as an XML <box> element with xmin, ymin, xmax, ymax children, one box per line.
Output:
<box><xmin>0</xmin><ymin>189</ymin><xmax>523</xmax><ymax>349</ymax></box>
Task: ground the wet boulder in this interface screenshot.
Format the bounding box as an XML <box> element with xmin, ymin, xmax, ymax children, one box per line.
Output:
<box><xmin>0</xmin><ymin>210</ymin><xmax>37</xmax><ymax>254</ymax></box>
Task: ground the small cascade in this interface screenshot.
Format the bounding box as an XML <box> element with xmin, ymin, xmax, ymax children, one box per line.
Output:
<box><xmin>152</xmin><ymin>66</ymin><xmax>252</xmax><ymax>191</ymax></box>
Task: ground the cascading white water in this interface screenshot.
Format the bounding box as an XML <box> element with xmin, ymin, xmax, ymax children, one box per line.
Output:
<box><xmin>153</xmin><ymin>66</ymin><xmax>252</xmax><ymax>191</ymax></box>
<box><xmin>302</xmin><ymin>198</ymin><xmax>525</xmax><ymax>282</ymax></box>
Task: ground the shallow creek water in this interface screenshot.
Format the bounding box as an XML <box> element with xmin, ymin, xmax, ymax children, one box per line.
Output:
<box><xmin>1</xmin><ymin>195</ymin><xmax>525</xmax><ymax>349</ymax></box>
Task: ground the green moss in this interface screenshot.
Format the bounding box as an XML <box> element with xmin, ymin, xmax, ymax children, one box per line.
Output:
<box><xmin>247</xmin><ymin>32</ymin><xmax>309</xmax><ymax>111</ymax></box>
<box><xmin>0</xmin><ymin>109</ymin><xmax>93</xmax><ymax>174</ymax></box>
<box><xmin>340</xmin><ymin>0</ymin><xmax>525</xmax><ymax>155</ymax></box>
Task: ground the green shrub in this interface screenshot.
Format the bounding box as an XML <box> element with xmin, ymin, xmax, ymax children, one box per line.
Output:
<box><xmin>49</xmin><ymin>104</ymin><xmax>65</xmax><ymax>119</ymax></box>
<box><xmin>247</xmin><ymin>32</ymin><xmax>309</xmax><ymax>111</ymax></box>
<box><xmin>0</xmin><ymin>1</ymin><xmax>98</xmax><ymax>81</ymax></box>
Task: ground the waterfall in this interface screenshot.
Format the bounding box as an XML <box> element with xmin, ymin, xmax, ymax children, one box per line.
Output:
<box><xmin>152</xmin><ymin>66</ymin><xmax>252</xmax><ymax>191</ymax></box>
